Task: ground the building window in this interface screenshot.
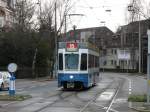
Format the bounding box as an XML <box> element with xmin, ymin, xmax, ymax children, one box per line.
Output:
<box><xmin>114</xmin><ymin>61</ymin><xmax>117</xmax><ymax>66</ymax></box>
<box><xmin>111</xmin><ymin>60</ymin><xmax>113</xmax><ymax>65</ymax></box>
<box><xmin>0</xmin><ymin>17</ymin><xmax>4</xmax><ymax>27</ymax></box>
<box><xmin>103</xmin><ymin>61</ymin><xmax>107</xmax><ymax>66</ymax></box>
<box><xmin>114</xmin><ymin>49</ymin><xmax>117</xmax><ymax>54</ymax></box>
<box><xmin>111</xmin><ymin>49</ymin><xmax>113</xmax><ymax>54</ymax></box>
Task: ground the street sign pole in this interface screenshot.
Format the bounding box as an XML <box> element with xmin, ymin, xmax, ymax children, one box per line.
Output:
<box><xmin>147</xmin><ymin>30</ymin><xmax>150</xmax><ymax>103</ymax></box>
<box><xmin>8</xmin><ymin>63</ymin><xmax>17</xmax><ymax>96</ymax></box>
<box><xmin>9</xmin><ymin>73</ymin><xmax>15</xmax><ymax>96</ymax></box>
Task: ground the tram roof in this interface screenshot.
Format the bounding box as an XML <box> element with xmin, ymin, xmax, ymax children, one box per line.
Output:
<box><xmin>58</xmin><ymin>42</ymin><xmax>99</xmax><ymax>52</ymax></box>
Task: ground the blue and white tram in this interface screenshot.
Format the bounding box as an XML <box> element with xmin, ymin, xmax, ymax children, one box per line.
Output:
<box><xmin>58</xmin><ymin>42</ymin><xmax>100</xmax><ymax>89</ymax></box>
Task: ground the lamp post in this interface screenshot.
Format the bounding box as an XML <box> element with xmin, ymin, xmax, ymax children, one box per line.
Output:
<box><xmin>128</xmin><ymin>4</ymin><xmax>141</xmax><ymax>73</ymax></box>
<box><xmin>128</xmin><ymin>2</ymin><xmax>150</xmax><ymax>104</ymax></box>
<box><xmin>138</xmin><ymin>15</ymin><xmax>141</xmax><ymax>73</ymax></box>
<box><xmin>100</xmin><ymin>21</ymin><xmax>105</xmax><ymax>26</ymax></box>
<box><xmin>147</xmin><ymin>28</ymin><xmax>150</xmax><ymax>103</ymax></box>
<box><xmin>54</xmin><ymin>2</ymin><xmax>57</xmax><ymax>78</ymax></box>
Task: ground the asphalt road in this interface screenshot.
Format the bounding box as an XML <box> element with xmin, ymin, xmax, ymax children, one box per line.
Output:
<box><xmin>0</xmin><ymin>72</ymin><xmax>145</xmax><ymax>112</ymax></box>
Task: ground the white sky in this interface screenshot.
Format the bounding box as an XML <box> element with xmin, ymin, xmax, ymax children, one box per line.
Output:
<box><xmin>67</xmin><ymin>0</ymin><xmax>130</xmax><ymax>32</ymax></box>
<box><xmin>34</xmin><ymin>0</ymin><xmax>150</xmax><ymax>32</ymax></box>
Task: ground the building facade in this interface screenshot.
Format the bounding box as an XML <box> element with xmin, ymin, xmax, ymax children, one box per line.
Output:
<box><xmin>61</xmin><ymin>26</ymin><xmax>114</xmax><ymax>46</ymax></box>
<box><xmin>0</xmin><ymin>0</ymin><xmax>15</xmax><ymax>30</ymax></box>
<box><xmin>101</xmin><ymin>19</ymin><xmax>149</xmax><ymax>73</ymax></box>
<box><xmin>60</xmin><ymin>22</ymin><xmax>149</xmax><ymax>73</ymax></box>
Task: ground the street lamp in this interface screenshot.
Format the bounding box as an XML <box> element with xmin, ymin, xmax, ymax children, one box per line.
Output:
<box><xmin>100</xmin><ymin>21</ymin><xmax>105</xmax><ymax>26</ymax></box>
<box><xmin>128</xmin><ymin>3</ymin><xmax>150</xmax><ymax>104</ymax></box>
<box><xmin>128</xmin><ymin>4</ymin><xmax>141</xmax><ymax>73</ymax></box>
<box><xmin>105</xmin><ymin>9</ymin><xmax>111</xmax><ymax>12</ymax></box>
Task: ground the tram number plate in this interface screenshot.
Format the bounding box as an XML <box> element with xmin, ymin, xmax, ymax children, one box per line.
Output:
<box><xmin>67</xmin><ymin>82</ymin><xmax>74</xmax><ymax>88</ymax></box>
<box><xmin>66</xmin><ymin>43</ymin><xmax>78</xmax><ymax>51</ymax></box>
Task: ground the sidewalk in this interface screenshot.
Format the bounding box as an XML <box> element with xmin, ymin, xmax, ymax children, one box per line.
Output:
<box><xmin>32</xmin><ymin>76</ymin><xmax>56</xmax><ymax>82</ymax></box>
<box><xmin>129</xmin><ymin>102</ymin><xmax>150</xmax><ymax>112</ymax></box>
<box><xmin>16</xmin><ymin>76</ymin><xmax>56</xmax><ymax>82</ymax></box>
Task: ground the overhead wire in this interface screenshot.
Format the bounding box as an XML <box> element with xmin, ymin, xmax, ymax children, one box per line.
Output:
<box><xmin>82</xmin><ymin>0</ymin><xmax>102</xmax><ymax>22</ymax></box>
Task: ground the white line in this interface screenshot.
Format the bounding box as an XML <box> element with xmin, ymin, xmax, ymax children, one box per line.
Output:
<box><xmin>128</xmin><ymin>79</ymin><xmax>132</xmax><ymax>95</ymax></box>
<box><xmin>106</xmin><ymin>86</ymin><xmax>120</xmax><ymax>112</ymax></box>
<box><xmin>2</xmin><ymin>101</ymin><xmax>17</xmax><ymax>107</ymax></box>
<box><xmin>97</xmin><ymin>91</ymin><xmax>115</xmax><ymax>101</ymax></box>
<box><xmin>29</xmin><ymin>85</ymin><xmax>36</xmax><ymax>89</ymax></box>
<box><xmin>56</xmin><ymin>87</ymin><xmax>63</xmax><ymax>91</ymax></box>
<box><xmin>80</xmin><ymin>99</ymin><xmax>93</xmax><ymax>112</ymax></box>
<box><xmin>94</xmin><ymin>103</ymin><xmax>119</xmax><ymax>112</ymax></box>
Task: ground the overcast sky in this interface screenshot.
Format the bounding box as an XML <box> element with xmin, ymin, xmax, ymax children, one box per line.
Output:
<box><xmin>35</xmin><ymin>0</ymin><xmax>150</xmax><ymax>32</ymax></box>
<box><xmin>67</xmin><ymin>0</ymin><xmax>130</xmax><ymax>32</ymax></box>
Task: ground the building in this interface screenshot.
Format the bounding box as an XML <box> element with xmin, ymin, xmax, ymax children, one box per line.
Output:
<box><xmin>59</xmin><ymin>26</ymin><xmax>115</xmax><ymax>70</ymax></box>
<box><xmin>60</xmin><ymin>21</ymin><xmax>149</xmax><ymax>73</ymax></box>
<box><xmin>101</xmin><ymin>19</ymin><xmax>149</xmax><ymax>73</ymax></box>
<box><xmin>61</xmin><ymin>26</ymin><xmax>114</xmax><ymax>46</ymax></box>
<box><xmin>0</xmin><ymin>0</ymin><xmax>16</xmax><ymax>30</ymax></box>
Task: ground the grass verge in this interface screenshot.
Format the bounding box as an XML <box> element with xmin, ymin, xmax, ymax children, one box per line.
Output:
<box><xmin>128</xmin><ymin>94</ymin><xmax>147</xmax><ymax>102</ymax></box>
<box><xmin>0</xmin><ymin>94</ymin><xmax>32</xmax><ymax>101</ymax></box>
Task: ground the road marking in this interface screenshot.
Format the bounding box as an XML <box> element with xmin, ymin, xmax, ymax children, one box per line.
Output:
<box><xmin>114</xmin><ymin>98</ymin><xmax>127</xmax><ymax>103</ymax></box>
<box><xmin>128</xmin><ymin>79</ymin><xmax>132</xmax><ymax>95</ymax></box>
<box><xmin>17</xmin><ymin>88</ymin><xmax>23</xmax><ymax>91</ymax></box>
<box><xmin>56</xmin><ymin>87</ymin><xmax>63</xmax><ymax>91</ymax></box>
<box><xmin>29</xmin><ymin>85</ymin><xmax>36</xmax><ymax>89</ymax></box>
<box><xmin>94</xmin><ymin>103</ymin><xmax>119</xmax><ymax>112</ymax></box>
<box><xmin>106</xmin><ymin>82</ymin><xmax>121</xmax><ymax>112</ymax></box>
<box><xmin>97</xmin><ymin>90</ymin><xmax>115</xmax><ymax>101</ymax></box>
<box><xmin>2</xmin><ymin>101</ymin><xmax>18</xmax><ymax>107</ymax></box>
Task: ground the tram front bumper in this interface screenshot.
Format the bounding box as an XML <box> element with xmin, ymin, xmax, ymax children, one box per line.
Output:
<box><xmin>58</xmin><ymin>73</ymin><xmax>89</xmax><ymax>87</ymax></box>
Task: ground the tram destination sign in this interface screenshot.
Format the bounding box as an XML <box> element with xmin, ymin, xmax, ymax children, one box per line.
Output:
<box><xmin>66</xmin><ymin>42</ymin><xmax>78</xmax><ymax>52</ymax></box>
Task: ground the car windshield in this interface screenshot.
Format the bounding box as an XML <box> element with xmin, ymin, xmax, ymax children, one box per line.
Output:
<box><xmin>65</xmin><ymin>54</ymin><xmax>79</xmax><ymax>70</ymax></box>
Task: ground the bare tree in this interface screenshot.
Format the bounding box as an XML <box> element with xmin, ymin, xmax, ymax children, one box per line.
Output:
<box><xmin>38</xmin><ymin>0</ymin><xmax>73</xmax><ymax>34</ymax></box>
<box><xmin>13</xmin><ymin>0</ymin><xmax>35</xmax><ymax>32</ymax></box>
<box><xmin>34</xmin><ymin>0</ymin><xmax>73</xmax><ymax>78</ymax></box>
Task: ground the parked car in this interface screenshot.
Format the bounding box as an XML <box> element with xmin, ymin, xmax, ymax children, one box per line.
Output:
<box><xmin>0</xmin><ymin>72</ymin><xmax>11</xmax><ymax>90</ymax></box>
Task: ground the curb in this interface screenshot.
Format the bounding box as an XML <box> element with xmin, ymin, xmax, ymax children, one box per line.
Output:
<box><xmin>33</xmin><ymin>78</ymin><xmax>56</xmax><ymax>82</ymax></box>
<box><xmin>129</xmin><ymin>106</ymin><xmax>150</xmax><ymax>112</ymax></box>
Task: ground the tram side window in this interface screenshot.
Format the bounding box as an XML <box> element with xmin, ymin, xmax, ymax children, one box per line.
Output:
<box><xmin>88</xmin><ymin>54</ymin><xmax>94</xmax><ymax>68</ymax></box>
<box><xmin>80</xmin><ymin>53</ymin><xmax>87</xmax><ymax>70</ymax></box>
<box><xmin>95</xmin><ymin>56</ymin><xmax>99</xmax><ymax>67</ymax></box>
<box><xmin>59</xmin><ymin>53</ymin><xmax>63</xmax><ymax>70</ymax></box>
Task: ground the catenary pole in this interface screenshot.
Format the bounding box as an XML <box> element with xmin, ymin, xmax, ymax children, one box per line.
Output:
<box><xmin>54</xmin><ymin>2</ymin><xmax>57</xmax><ymax>78</ymax></box>
<box><xmin>147</xmin><ymin>27</ymin><xmax>150</xmax><ymax>103</ymax></box>
<box><xmin>139</xmin><ymin>15</ymin><xmax>141</xmax><ymax>73</ymax></box>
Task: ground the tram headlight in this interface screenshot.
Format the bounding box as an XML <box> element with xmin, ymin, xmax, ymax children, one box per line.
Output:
<box><xmin>70</xmin><ymin>75</ymin><xmax>74</xmax><ymax>79</ymax></box>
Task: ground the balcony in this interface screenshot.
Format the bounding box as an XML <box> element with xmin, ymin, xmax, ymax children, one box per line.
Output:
<box><xmin>0</xmin><ymin>0</ymin><xmax>7</xmax><ymax>8</ymax></box>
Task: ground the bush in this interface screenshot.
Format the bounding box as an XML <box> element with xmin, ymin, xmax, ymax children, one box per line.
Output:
<box><xmin>128</xmin><ymin>94</ymin><xmax>147</xmax><ymax>102</ymax></box>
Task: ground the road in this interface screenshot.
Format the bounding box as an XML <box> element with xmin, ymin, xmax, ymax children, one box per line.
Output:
<box><xmin>0</xmin><ymin>72</ymin><xmax>146</xmax><ymax>112</ymax></box>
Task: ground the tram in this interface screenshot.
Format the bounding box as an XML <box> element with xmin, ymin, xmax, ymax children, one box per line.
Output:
<box><xmin>58</xmin><ymin>42</ymin><xmax>100</xmax><ymax>89</ymax></box>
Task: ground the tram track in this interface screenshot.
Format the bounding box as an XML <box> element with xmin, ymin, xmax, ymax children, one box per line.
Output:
<box><xmin>3</xmin><ymin>77</ymin><xmax>119</xmax><ymax>112</ymax></box>
<box><xmin>25</xmin><ymin>80</ymin><xmax>113</xmax><ymax>112</ymax></box>
<box><xmin>29</xmin><ymin>78</ymin><xmax>117</xmax><ymax>112</ymax></box>
<box><xmin>79</xmin><ymin>78</ymin><xmax>123</xmax><ymax>112</ymax></box>
<box><xmin>30</xmin><ymin>90</ymin><xmax>76</xmax><ymax>112</ymax></box>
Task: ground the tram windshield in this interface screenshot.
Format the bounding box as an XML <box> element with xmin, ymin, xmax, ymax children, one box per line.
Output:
<box><xmin>65</xmin><ymin>54</ymin><xmax>79</xmax><ymax>70</ymax></box>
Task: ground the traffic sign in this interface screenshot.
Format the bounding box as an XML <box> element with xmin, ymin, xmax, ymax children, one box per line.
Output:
<box><xmin>8</xmin><ymin>63</ymin><xmax>17</xmax><ymax>73</ymax></box>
